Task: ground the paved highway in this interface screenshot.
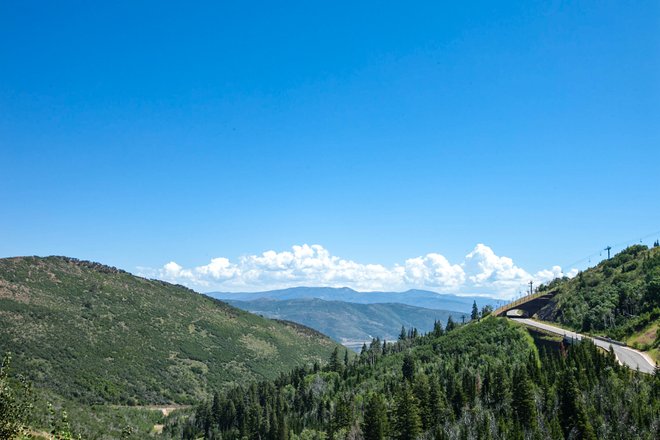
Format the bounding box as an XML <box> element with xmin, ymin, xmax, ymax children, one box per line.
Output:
<box><xmin>511</xmin><ymin>318</ymin><xmax>657</xmax><ymax>374</ymax></box>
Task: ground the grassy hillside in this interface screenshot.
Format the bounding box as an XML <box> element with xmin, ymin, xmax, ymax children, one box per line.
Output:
<box><xmin>167</xmin><ymin>317</ymin><xmax>659</xmax><ymax>439</ymax></box>
<box><xmin>0</xmin><ymin>256</ymin><xmax>342</xmax><ymax>437</ymax></box>
<box><xmin>536</xmin><ymin>244</ymin><xmax>660</xmax><ymax>357</ymax></box>
<box><xmin>225</xmin><ymin>297</ymin><xmax>467</xmax><ymax>345</ymax></box>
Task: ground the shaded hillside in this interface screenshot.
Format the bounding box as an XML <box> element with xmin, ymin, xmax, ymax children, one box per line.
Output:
<box><xmin>537</xmin><ymin>244</ymin><xmax>660</xmax><ymax>356</ymax></box>
<box><xmin>225</xmin><ymin>297</ymin><xmax>467</xmax><ymax>345</ymax></box>
<box><xmin>210</xmin><ymin>287</ymin><xmax>496</xmax><ymax>314</ymax></box>
<box><xmin>0</xmin><ymin>256</ymin><xmax>340</xmax><ymax>407</ymax></box>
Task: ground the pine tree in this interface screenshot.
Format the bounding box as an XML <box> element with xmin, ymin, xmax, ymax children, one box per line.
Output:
<box><xmin>268</xmin><ymin>406</ymin><xmax>278</xmax><ymax>440</ymax></box>
<box><xmin>211</xmin><ymin>392</ymin><xmax>221</xmax><ymax>425</ymax></box>
<box><xmin>220</xmin><ymin>399</ymin><xmax>236</xmax><ymax>431</ymax></box>
<box><xmin>446</xmin><ymin>316</ymin><xmax>456</xmax><ymax>332</ymax></box>
<box><xmin>334</xmin><ymin>397</ymin><xmax>352</xmax><ymax>432</ymax></box>
<box><xmin>575</xmin><ymin>404</ymin><xmax>597</xmax><ymax>440</ymax></box>
<box><xmin>360</xmin><ymin>343</ymin><xmax>368</xmax><ymax>361</ymax></box>
<box><xmin>363</xmin><ymin>393</ymin><xmax>388</xmax><ymax>440</ymax></box>
<box><xmin>471</xmin><ymin>301</ymin><xmax>479</xmax><ymax>321</ymax></box>
<box><xmin>428</xmin><ymin>378</ymin><xmax>447</xmax><ymax>427</ymax></box>
<box><xmin>399</xmin><ymin>326</ymin><xmax>407</xmax><ymax>340</ymax></box>
<box><xmin>393</xmin><ymin>385</ymin><xmax>422</xmax><ymax>440</ymax></box>
<box><xmin>452</xmin><ymin>385</ymin><xmax>467</xmax><ymax>418</ymax></box>
<box><xmin>329</xmin><ymin>347</ymin><xmax>341</xmax><ymax>373</ymax></box>
<box><xmin>432</xmin><ymin>319</ymin><xmax>444</xmax><ymax>337</ymax></box>
<box><xmin>511</xmin><ymin>367</ymin><xmax>536</xmax><ymax>429</ymax></box>
<box><xmin>413</xmin><ymin>373</ymin><xmax>431</xmax><ymax>430</ymax></box>
<box><xmin>277</xmin><ymin>414</ymin><xmax>289</xmax><ymax>440</ymax></box>
<box><xmin>559</xmin><ymin>368</ymin><xmax>595</xmax><ymax>439</ymax></box>
<box><xmin>402</xmin><ymin>352</ymin><xmax>415</xmax><ymax>382</ymax></box>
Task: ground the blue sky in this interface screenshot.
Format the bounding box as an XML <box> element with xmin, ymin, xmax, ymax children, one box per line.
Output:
<box><xmin>1</xmin><ymin>1</ymin><xmax>659</xmax><ymax>296</ymax></box>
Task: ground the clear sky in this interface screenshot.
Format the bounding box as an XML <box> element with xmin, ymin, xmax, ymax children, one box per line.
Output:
<box><xmin>1</xmin><ymin>1</ymin><xmax>659</xmax><ymax>297</ymax></box>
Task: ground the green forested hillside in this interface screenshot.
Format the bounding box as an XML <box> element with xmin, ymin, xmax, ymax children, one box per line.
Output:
<box><xmin>167</xmin><ymin>317</ymin><xmax>659</xmax><ymax>439</ymax></box>
<box><xmin>0</xmin><ymin>256</ymin><xmax>341</xmax><ymax>437</ymax></box>
<box><xmin>537</xmin><ymin>245</ymin><xmax>660</xmax><ymax>357</ymax></box>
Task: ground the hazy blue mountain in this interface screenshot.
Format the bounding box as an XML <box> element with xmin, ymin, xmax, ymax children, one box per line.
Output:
<box><xmin>208</xmin><ymin>286</ymin><xmax>497</xmax><ymax>314</ymax></box>
<box><xmin>222</xmin><ymin>297</ymin><xmax>469</xmax><ymax>349</ymax></box>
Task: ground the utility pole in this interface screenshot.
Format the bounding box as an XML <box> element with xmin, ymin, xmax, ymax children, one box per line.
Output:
<box><xmin>605</xmin><ymin>246</ymin><xmax>612</xmax><ymax>259</ymax></box>
<box><xmin>529</xmin><ymin>280</ymin><xmax>533</xmax><ymax>296</ymax></box>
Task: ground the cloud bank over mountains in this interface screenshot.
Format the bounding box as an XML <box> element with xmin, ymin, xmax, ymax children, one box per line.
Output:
<box><xmin>138</xmin><ymin>244</ymin><xmax>577</xmax><ymax>299</ymax></box>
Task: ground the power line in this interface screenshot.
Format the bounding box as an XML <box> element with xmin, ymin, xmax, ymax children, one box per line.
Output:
<box><xmin>506</xmin><ymin>228</ymin><xmax>660</xmax><ymax>301</ymax></box>
<box><xmin>560</xmin><ymin>227</ymin><xmax>660</xmax><ymax>272</ymax></box>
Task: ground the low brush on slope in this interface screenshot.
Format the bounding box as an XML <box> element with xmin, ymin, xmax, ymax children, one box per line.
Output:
<box><xmin>0</xmin><ymin>256</ymin><xmax>341</xmax><ymax>406</ymax></box>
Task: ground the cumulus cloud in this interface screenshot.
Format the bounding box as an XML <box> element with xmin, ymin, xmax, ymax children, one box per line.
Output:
<box><xmin>196</xmin><ymin>258</ymin><xmax>239</xmax><ymax>281</ymax></box>
<box><xmin>402</xmin><ymin>254</ymin><xmax>465</xmax><ymax>288</ymax></box>
<box><xmin>465</xmin><ymin>244</ymin><xmax>528</xmax><ymax>282</ymax></box>
<box><xmin>138</xmin><ymin>244</ymin><xmax>576</xmax><ymax>299</ymax></box>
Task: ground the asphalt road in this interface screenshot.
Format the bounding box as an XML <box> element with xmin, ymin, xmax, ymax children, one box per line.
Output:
<box><xmin>511</xmin><ymin>318</ymin><xmax>657</xmax><ymax>374</ymax></box>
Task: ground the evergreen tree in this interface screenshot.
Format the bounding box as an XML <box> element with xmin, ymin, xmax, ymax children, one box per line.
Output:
<box><xmin>471</xmin><ymin>300</ymin><xmax>479</xmax><ymax>321</ymax></box>
<box><xmin>329</xmin><ymin>347</ymin><xmax>341</xmax><ymax>373</ymax></box>
<box><xmin>428</xmin><ymin>378</ymin><xmax>447</xmax><ymax>427</ymax></box>
<box><xmin>575</xmin><ymin>404</ymin><xmax>597</xmax><ymax>440</ymax></box>
<box><xmin>559</xmin><ymin>368</ymin><xmax>595</xmax><ymax>439</ymax></box>
<box><xmin>211</xmin><ymin>392</ymin><xmax>221</xmax><ymax>425</ymax></box>
<box><xmin>402</xmin><ymin>352</ymin><xmax>415</xmax><ymax>382</ymax></box>
<box><xmin>334</xmin><ymin>397</ymin><xmax>352</xmax><ymax>432</ymax></box>
<box><xmin>412</xmin><ymin>373</ymin><xmax>431</xmax><ymax>430</ymax></box>
<box><xmin>393</xmin><ymin>385</ymin><xmax>422</xmax><ymax>440</ymax></box>
<box><xmin>432</xmin><ymin>319</ymin><xmax>444</xmax><ymax>337</ymax></box>
<box><xmin>399</xmin><ymin>326</ymin><xmax>407</xmax><ymax>340</ymax></box>
<box><xmin>451</xmin><ymin>384</ymin><xmax>466</xmax><ymax>416</ymax></box>
<box><xmin>277</xmin><ymin>414</ymin><xmax>289</xmax><ymax>440</ymax></box>
<box><xmin>446</xmin><ymin>316</ymin><xmax>456</xmax><ymax>332</ymax></box>
<box><xmin>511</xmin><ymin>367</ymin><xmax>536</xmax><ymax>429</ymax></box>
<box><xmin>363</xmin><ymin>393</ymin><xmax>388</xmax><ymax>440</ymax></box>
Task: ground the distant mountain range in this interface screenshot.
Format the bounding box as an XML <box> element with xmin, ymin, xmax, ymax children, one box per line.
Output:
<box><xmin>224</xmin><ymin>297</ymin><xmax>468</xmax><ymax>348</ymax></box>
<box><xmin>208</xmin><ymin>286</ymin><xmax>498</xmax><ymax>314</ymax></box>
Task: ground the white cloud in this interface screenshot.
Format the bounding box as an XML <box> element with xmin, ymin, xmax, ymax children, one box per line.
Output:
<box><xmin>195</xmin><ymin>257</ymin><xmax>239</xmax><ymax>280</ymax></box>
<box><xmin>162</xmin><ymin>261</ymin><xmax>195</xmax><ymax>281</ymax></box>
<box><xmin>138</xmin><ymin>243</ymin><xmax>576</xmax><ymax>299</ymax></box>
<box><xmin>402</xmin><ymin>254</ymin><xmax>465</xmax><ymax>288</ymax></box>
<box><xmin>461</xmin><ymin>244</ymin><xmax>532</xmax><ymax>294</ymax></box>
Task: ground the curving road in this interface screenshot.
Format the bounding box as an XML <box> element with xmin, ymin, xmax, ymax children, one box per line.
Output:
<box><xmin>511</xmin><ymin>318</ymin><xmax>657</xmax><ymax>374</ymax></box>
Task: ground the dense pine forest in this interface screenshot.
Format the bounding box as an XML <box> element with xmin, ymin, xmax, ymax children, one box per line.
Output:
<box><xmin>164</xmin><ymin>318</ymin><xmax>660</xmax><ymax>439</ymax></box>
